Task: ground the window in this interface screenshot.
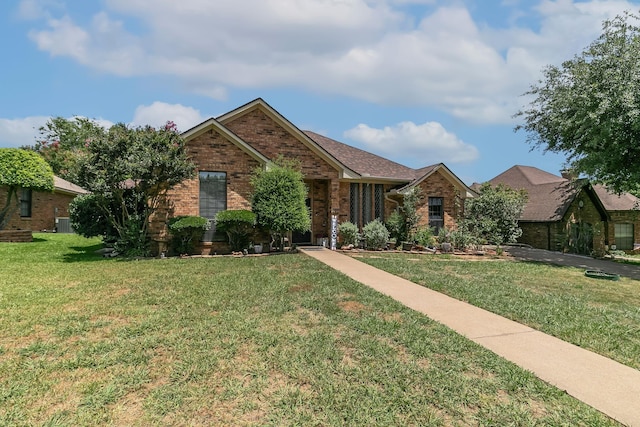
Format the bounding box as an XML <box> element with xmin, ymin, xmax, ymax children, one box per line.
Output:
<box><xmin>428</xmin><ymin>197</ymin><xmax>444</xmax><ymax>232</ymax></box>
<box><xmin>615</xmin><ymin>223</ymin><xmax>634</xmax><ymax>250</ymax></box>
<box><xmin>20</xmin><ymin>188</ymin><xmax>32</xmax><ymax>217</ymax></box>
<box><xmin>362</xmin><ymin>183</ymin><xmax>372</xmax><ymax>225</ymax></box>
<box><xmin>374</xmin><ymin>184</ymin><xmax>384</xmax><ymax>220</ymax></box>
<box><xmin>199</xmin><ymin>171</ymin><xmax>227</xmax><ymax>241</ymax></box>
<box><xmin>349</xmin><ymin>183</ymin><xmax>385</xmax><ymax>227</ymax></box>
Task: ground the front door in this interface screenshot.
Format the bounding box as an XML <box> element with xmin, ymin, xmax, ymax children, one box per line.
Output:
<box><xmin>292</xmin><ymin>196</ymin><xmax>312</xmax><ymax>244</ymax></box>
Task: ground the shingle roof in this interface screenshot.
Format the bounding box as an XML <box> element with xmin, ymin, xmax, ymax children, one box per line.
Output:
<box><xmin>487</xmin><ymin>165</ymin><xmax>581</xmax><ymax>222</ymax></box>
<box><xmin>593</xmin><ymin>184</ymin><xmax>640</xmax><ymax>211</ymax></box>
<box><xmin>53</xmin><ymin>176</ymin><xmax>88</xmax><ymax>195</ymax></box>
<box><xmin>303</xmin><ymin>130</ymin><xmax>419</xmax><ymax>181</ymax></box>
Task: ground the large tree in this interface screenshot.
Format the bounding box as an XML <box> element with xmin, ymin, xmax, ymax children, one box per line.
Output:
<box><xmin>24</xmin><ymin>117</ymin><xmax>106</xmax><ymax>185</ymax></box>
<box><xmin>515</xmin><ymin>11</ymin><xmax>640</xmax><ymax>197</ymax></box>
<box><xmin>250</xmin><ymin>157</ymin><xmax>310</xmax><ymax>250</ymax></box>
<box><xmin>0</xmin><ymin>148</ymin><xmax>54</xmax><ymax>230</ymax></box>
<box><xmin>75</xmin><ymin>122</ymin><xmax>195</xmax><ymax>256</ymax></box>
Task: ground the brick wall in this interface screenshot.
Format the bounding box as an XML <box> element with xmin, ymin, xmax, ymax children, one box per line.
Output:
<box><xmin>151</xmin><ymin>127</ymin><xmax>263</xmax><ymax>254</ymax></box>
<box><xmin>415</xmin><ymin>170</ymin><xmax>462</xmax><ymax>230</ymax></box>
<box><xmin>607</xmin><ymin>211</ymin><xmax>640</xmax><ymax>249</ymax></box>
<box><xmin>518</xmin><ymin>194</ymin><xmax>606</xmax><ymax>254</ymax></box>
<box><xmin>0</xmin><ymin>187</ymin><xmax>76</xmax><ymax>232</ymax></box>
<box><xmin>223</xmin><ymin>109</ymin><xmax>340</xmax><ymax>181</ymax></box>
<box><xmin>0</xmin><ymin>230</ymin><xmax>32</xmax><ymax>242</ymax></box>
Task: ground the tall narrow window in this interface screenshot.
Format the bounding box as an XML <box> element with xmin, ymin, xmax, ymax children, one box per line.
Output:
<box><xmin>615</xmin><ymin>223</ymin><xmax>634</xmax><ymax>250</ymax></box>
<box><xmin>199</xmin><ymin>171</ymin><xmax>227</xmax><ymax>241</ymax></box>
<box><xmin>428</xmin><ymin>197</ymin><xmax>444</xmax><ymax>232</ymax></box>
<box><xmin>20</xmin><ymin>188</ymin><xmax>32</xmax><ymax>217</ymax></box>
<box><xmin>362</xmin><ymin>183</ymin><xmax>372</xmax><ymax>225</ymax></box>
<box><xmin>374</xmin><ymin>184</ymin><xmax>384</xmax><ymax>221</ymax></box>
<box><xmin>349</xmin><ymin>183</ymin><xmax>359</xmax><ymax>226</ymax></box>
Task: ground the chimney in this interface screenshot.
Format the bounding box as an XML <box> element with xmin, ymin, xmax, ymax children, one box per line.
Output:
<box><xmin>560</xmin><ymin>169</ymin><xmax>577</xmax><ymax>180</ymax></box>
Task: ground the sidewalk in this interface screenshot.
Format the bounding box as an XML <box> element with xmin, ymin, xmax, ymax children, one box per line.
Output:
<box><xmin>300</xmin><ymin>247</ymin><xmax>640</xmax><ymax>427</ymax></box>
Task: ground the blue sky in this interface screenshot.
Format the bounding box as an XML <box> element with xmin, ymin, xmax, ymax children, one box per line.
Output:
<box><xmin>1</xmin><ymin>0</ymin><xmax>638</xmax><ymax>185</ymax></box>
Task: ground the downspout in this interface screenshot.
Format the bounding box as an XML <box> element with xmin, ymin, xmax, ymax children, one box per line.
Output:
<box><xmin>547</xmin><ymin>223</ymin><xmax>551</xmax><ymax>251</ymax></box>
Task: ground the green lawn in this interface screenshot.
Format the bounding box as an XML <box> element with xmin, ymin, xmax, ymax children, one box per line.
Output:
<box><xmin>0</xmin><ymin>234</ymin><xmax>620</xmax><ymax>426</ymax></box>
<box><xmin>353</xmin><ymin>252</ymin><xmax>640</xmax><ymax>371</ymax></box>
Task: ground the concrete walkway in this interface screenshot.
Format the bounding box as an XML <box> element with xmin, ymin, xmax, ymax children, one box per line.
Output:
<box><xmin>300</xmin><ymin>247</ymin><xmax>640</xmax><ymax>426</ymax></box>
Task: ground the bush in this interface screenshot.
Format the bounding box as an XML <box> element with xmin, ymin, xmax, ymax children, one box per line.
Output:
<box><xmin>449</xmin><ymin>224</ymin><xmax>478</xmax><ymax>251</ymax></box>
<box><xmin>215</xmin><ymin>210</ymin><xmax>256</xmax><ymax>252</ymax></box>
<box><xmin>414</xmin><ymin>226</ymin><xmax>436</xmax><ymax>248</ymax></box>
<box><xmin>362</xmin><ymin>219</ymin><xmax>390</xmax><ymax>250</ymax></box>
<box><xmin>386</xmin><ymin>210</ymin><xmax>406</xmax><ymax>243</ymax></box>
<box><xmin>116</xmin><ymin>215</ymin><xmax>151</xmax><ymax>257</ymax></box>
<box><xmin>69</xmin><ymin>194</ymin><xmax>117</xmax><ymax>242</ymax></box>
<box><xmin>168</xmin><ymin>215</ymin><xmax>210</xmax><ymax>255</ymax></box>
<box><xmin>338</xmin><ymin>221</ymin><xmax>360</xmax><ymax>247</ymax></box>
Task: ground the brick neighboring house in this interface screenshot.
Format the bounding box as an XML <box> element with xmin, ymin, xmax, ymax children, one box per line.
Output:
<box><xmin>153</xmin><ymin>98</ymin><xmax>474</xmax><ymax>254</ymax></box>
<box><xmin>593</xmin><ymin>185</ymin><xmax>640</xmax><ymax>251</ymax></box>
<box><xmin>485</xmin><ymin>165</ymin><xmax>610</xmax><ymax>254</ymax></box>
<box><xmin>1</xmin><ymin>175</ymin><xmax>88</xmax><ymax>234</ymax></box>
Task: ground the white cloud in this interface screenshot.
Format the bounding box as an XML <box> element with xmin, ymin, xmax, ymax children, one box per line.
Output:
<box><xmin>0</xmin><ymin>115</ymin><xmax>111</xmax><ymax>149</ymax></box>
<box><xmin>21</xmin><ymin>0</ymin><xmax>640</xmax><ymax>124</ymax></box>
<box><xmin>131</xmin><ymin>102</ymin><xmax>206</xmax><ymax>132</ymax></box>
<box><xmin>0</xmin><ymin>116</ymin><xmax>50</xmax><ymax>147</ymax></box>
<box><xmin>344</xmin><ymin>121</ymin><xmax>479</xmax><ymax>164</ymax></box>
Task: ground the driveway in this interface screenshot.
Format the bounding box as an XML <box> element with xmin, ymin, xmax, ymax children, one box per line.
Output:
<box><xmin>505</xmin><ymin>245</ymin><xmax>640</xmax><ymax>281</ymax></box>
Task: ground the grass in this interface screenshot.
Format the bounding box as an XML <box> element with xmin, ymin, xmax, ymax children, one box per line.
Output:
<box><xmin>0</xmin><ymin>234</ymin><xmax>621</xmax><ymax>426</ymax></box>
<box><xmin>352</xmin><ymin>252</ymin><xmax>640</xmax><ymax>371</ymax></box>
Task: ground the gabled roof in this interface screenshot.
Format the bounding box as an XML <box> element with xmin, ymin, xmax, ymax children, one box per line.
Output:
<box><xmin>53</xmin><ymin>176</ymin><xmax>88</xmax><ymax>195</ymax></box>
<box><xmin>217</xmin><ymin>98</ymin><xmax>359</xmax><ymax>179</ymax></box>
<box><xmin>184</xmin><ymin>97</ymin><xmax>473</xmax><ymax>194</ymax></box>
<box><xmin>303</xmin><ymin>131</ymin><xmax>416</xmax><ymax>181</ymax></box>
<box><xmin>593</xmin><ymin>184</ymin><xmax>640</xmax><ymax>211</ymax></box>
<box><xmin>181</xmin><ymin>117</ymin><xmax>271</xmax><ymax>164</ymax></box>
<box><xmin>487</xmin><ymin>165</ymin><xmax>608</xmax><ymax>222</ymax></box>
<box><xmin>396</xmin><ymin>163</ymin><xmax>475</xmax><ymax>197</ymax></box>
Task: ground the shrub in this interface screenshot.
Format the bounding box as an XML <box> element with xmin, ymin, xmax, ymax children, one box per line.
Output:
<box><xmin>116</xmin><ymin>215</ymin><xmax>151</xmax><ymax>257</ymax></box>
<box><xmin>338</xmin><ymin>221</ymin><xmax>360</xmax><ymax>247</ymax></box>
<box><xmin>215</xmin><ymin>210</ymin><xmax>256</xmax><ymax>252</ymax></box>
<box><xmin>449</xmin><ymin>224</ymin><xmax>478</xmax><ymax>251</ymax></box>
<box><xmin>168</xmin><ymin>215</ymin><xmax>210</xmax><ymax>255</ymax></box>
<box><xmin>386</xmin><ymin>210</ymin><xmax>406</xmax><ymax>243</ymax></box>
<box><xmin>414</xmin><ymin>226</ymin><xmax>436</xmax><ymax>248</ymax></box>
<box><xmin>362</xmin><ymin>219</ymin><xmax>390</xmax><ymax>250</ymax></box>
<box><xmin>69</xmin><ymin>193</ymin><xmax>117</xmax><ymax>242</ymax></box>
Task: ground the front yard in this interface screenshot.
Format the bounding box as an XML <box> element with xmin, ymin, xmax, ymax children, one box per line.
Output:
<box><xmin>0</xmin><ymin>234</ymin><xmax>622</xmax><ymax>426</ymax></box>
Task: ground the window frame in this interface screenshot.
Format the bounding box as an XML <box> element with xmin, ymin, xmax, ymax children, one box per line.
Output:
<box><xmin>199</xmin><ymin>171</ymin><xmax>227</xmax><ymax>242</ymax></box>
<box><xmin>19</xmin><ymin>188</ymin><xmax>32</xmax><ymax>218</ymax></box>
<box><xmin>428</xmin><ymin>197</ymin><xmax>444</xmax><ymax>232</ymax></box>
<box><xmin>614</xmin><ymin>223</ymin><xmax>634</xmax><ymax>250</ymax></box>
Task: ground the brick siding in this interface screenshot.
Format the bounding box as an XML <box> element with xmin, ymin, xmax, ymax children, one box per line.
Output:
<box><xmin>0</xmin><ymin>187</ymin><xmax>76</xmax><ymax>232</ymax></box>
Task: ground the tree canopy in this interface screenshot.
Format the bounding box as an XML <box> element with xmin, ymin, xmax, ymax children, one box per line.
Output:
<box><xmin>250</xmin><ymin>157</ymin><xmax>310</xmax><ymax>250</ymax></box>
<box><xmin>0</xmin><ymin>148</ymin><xmax>54</xmax><ymax>230</ymax></box>
<box><xmin>24</xmin><ymin>117</ymin><xmax>106</xmax><ymax>185</ymax></box>
<box><xmin>515</xmin><ymin>11</ymin><xmax>640</xmax><ymax>197</ymax></box>
<box><xmin>74</xmin><ymin>122</ymin><xmax>195</xmax><ymax>256</ymax></box>
<box><xmin>464</xmin><ymin>183</ymin><xmax>528</xmax><ymax>247</ymax></box>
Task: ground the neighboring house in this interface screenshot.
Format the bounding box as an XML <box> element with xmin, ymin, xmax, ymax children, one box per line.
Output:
<box><xmin>485</xmin><ymin>165</ymin><xmax>610</xmax><ymax>255</ymax></box>
<box><xmin>593</xmin><ymin>185</ymin><xmax>640</xmax><ymax>251</ymax></box>
<box><xmin>152</xmin><ymin>98</ymin><xmax>474</xmax><ymax>254</ymax></box>
<box><xmin>0</xmin><ymin>176</ymin><xmax>88</xmax><ymax>233</ymax></box>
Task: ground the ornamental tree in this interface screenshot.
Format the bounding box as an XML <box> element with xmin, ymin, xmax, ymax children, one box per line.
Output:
<box><xmin>515</xmin><ymin>11</ymin><xmax>640</xmax><ymax>197</ymax></box>
<box><xmin>250</xmin><ymin>157</ymin><xmax>310</xmax><ymax>250</ymax></box>
<box><xmin>464</xmin><ymin>183</ymin><xmax>528</xmax><ymax>247</ymax></box>
<box><xmin>0</xmin><ymin>148</ymin><xmax>54</xmax><ymax>230</ymax></box>
<box><xmin>75</xmin><ymin>122</ymin><xmax>195</xmax><ymax>256</ymax></box>
<box><xmin>24</xmin><ymin>117</ymin><xmax>106</xmax><ymax>185</ymax></box>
